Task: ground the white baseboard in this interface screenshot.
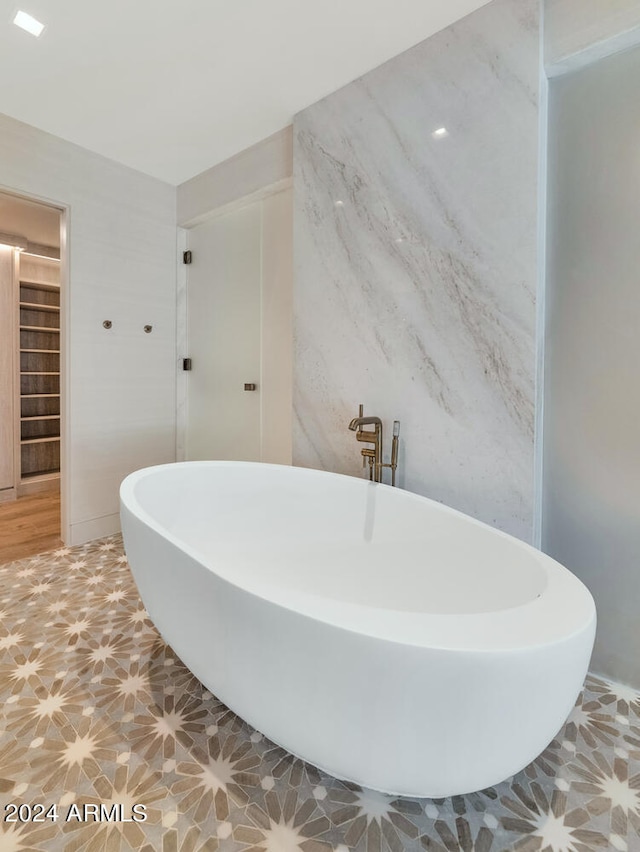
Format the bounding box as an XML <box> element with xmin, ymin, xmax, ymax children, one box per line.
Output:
<box><xmin>68</xmin><ymin>512</ymin><xmax>121</xmax><ymax>546</ymax></box>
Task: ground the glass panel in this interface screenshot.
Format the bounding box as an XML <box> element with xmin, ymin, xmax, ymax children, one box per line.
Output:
<box><xmin>543</xmin><ymin>44</ymin><xmax>640</xmax><ymax>684</ymax></box>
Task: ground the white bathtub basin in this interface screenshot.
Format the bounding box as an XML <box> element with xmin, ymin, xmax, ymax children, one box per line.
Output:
<box><xmin>120</xmin><ymin>461</ymin><xmax>596</xmax><ymax>797</ymax></box>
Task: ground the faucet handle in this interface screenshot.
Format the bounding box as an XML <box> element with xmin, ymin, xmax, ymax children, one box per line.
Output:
<box><xmin>357</xmin><ymin>405</ymin><xmax>364</xmax><ymax>466</ymax></box>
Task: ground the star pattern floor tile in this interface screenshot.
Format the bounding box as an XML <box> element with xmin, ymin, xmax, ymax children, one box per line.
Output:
<box><xmin>0</xmin><ymin>536</ymin><xmax>639</xmax><ymax>851</ymax></box>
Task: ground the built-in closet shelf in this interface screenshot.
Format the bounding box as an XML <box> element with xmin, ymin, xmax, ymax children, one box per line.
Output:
<box><xmin>20</xmin><ymin>442</ymin><xmax>60</xmax><ymax>476</ymax></box>
<box><xmin>19</xmin><ymin>279</ymin><xmax>60</xmax><ymax>291</ymax></box>
<box><xmin>19</xmin><ymin>302</ymin><xmax>60</xmax><ymax>312</ymax></box>
<box><xmin>16</xmin><ymin>255</ymin><xmax>61</xmax><ymax>484</ymax></box>
<box><xmin>21</xmin><ymin>472</ymin><xmax>60</xmax><ymax>483</ymax></box>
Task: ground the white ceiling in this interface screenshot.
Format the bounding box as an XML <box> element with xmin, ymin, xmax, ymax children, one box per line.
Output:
<box><xmin>0</xmin><ymin>0</ymin><xmax>490</xmax><ymax>186</ymax></box>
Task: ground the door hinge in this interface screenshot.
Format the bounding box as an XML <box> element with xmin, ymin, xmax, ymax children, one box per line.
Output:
<box><xmin>183</xmin><ymin>250</ymin><xmax>192</xmax><ymax>264</ymax></box>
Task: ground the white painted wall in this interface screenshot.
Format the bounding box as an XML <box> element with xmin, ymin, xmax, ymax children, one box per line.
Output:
<box><xmin>0</xmin><ymin>113</ymin><xmax>177</xmax><ymax>545</ymax></box>
<box><xmin>261</xmin><ymin>189</ymin><xmax>293</xmax><ymax>464</ymax></box>
<box><xmin>543</xmin><ymin>20</ymin><xmax>640</xmax><ymax>689</ymax></box>
<box><xmin>177</xmin><ymin>127</ymin><xmax>292</xmax><ymax>228</ymax></box>
<box><xmin>545</xmin><ymin>0</ymin><xmax>640</xmax><ymax>69</ymax></box>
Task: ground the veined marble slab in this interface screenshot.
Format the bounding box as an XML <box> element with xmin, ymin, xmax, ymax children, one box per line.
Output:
<box><xmin>293</xmin><ymin>0</ymin><xmax>539</xmax><ymax>541</ymax></box>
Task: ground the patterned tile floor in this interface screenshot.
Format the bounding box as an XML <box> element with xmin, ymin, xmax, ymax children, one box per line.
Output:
<box><xmin>0</xmin><ymin>536</ymin><xmax>639</xmax><ymax>852</ymax></box>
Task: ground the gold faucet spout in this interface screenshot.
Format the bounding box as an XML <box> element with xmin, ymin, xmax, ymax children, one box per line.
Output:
<box><xmin>348</xmin><ymin>407</ymin><xmax>383</xmax><ymax>482</ymax></box>
<box><xmin>348</xmin><ymin>415</ymin><xmax>382</xmax><ymax>431</ymax></box>
<box><xmin>348</xmin><ymin>406</ymin><xmax>400</xmax><ymax>487</ymax></box>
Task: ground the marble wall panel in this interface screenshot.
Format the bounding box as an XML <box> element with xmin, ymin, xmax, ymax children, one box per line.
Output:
<box><xmin>293</xmin><ymin>0</ymin><xmax>539</xmax><ymax>540</ymax></box>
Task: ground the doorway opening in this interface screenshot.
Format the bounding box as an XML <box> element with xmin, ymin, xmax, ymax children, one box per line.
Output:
<box><xmin>0</xmin><ymin>190</ymin><xmax>65</xmax><ymax>561</ymax></box>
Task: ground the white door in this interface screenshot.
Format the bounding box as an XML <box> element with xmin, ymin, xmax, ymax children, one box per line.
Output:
<box><xmin>185</xmin><ymin>203</ymin><xmax>261</xmax><ymax>461</ymax></box>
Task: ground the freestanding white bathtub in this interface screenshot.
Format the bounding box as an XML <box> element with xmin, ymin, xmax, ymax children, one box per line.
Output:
<box><xmin>120</xmin><ymin>461</ymin><xmax>596</xmax><ymax>798</ymax></box>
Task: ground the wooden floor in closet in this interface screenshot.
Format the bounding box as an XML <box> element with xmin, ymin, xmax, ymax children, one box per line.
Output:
<box><xmin>0</xmin><ymin>491</ymin><xmax>62</xmax><ymax>563</ymax></box>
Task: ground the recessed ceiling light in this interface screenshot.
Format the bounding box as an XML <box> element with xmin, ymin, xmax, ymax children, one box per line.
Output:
<box><xmin>431</xmin><ymin>127</ymin><xmax>449</xmax><ymax>139</ymax></box>
<box><xmin>334</xmin><ymin>200</ymin><xmax>344</xmax><ymax>207</ymax></box>
<box><xmin>13</xmin><ymin>10</ymin><xmax>45</xmax><ymax>37</ymax></box>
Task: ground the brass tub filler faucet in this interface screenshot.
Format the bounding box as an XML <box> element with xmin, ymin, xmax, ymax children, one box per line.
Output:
<box><xmin>348</xmin><ymin>405</ymin><xmax>400</xmax><ymax>485</ymax></box>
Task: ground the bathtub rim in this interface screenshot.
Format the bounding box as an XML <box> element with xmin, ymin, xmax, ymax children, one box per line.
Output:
<box><xmin>120</xmin><ymin>460</ymin><xmax>596</xmax><ymax>654</ymax></box>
